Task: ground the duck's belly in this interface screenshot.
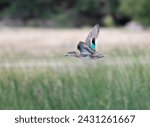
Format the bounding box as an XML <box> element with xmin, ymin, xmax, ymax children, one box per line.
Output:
<box><xmin>79</xmin><ymin>56</ymin><xmax>99</xmax><ymax>60</ymax></box>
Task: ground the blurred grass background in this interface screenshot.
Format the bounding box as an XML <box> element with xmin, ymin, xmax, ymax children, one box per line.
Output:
<box><xmin>0</xmin><ymin>28</ymin><xmax>150</xmax><ymax>109</ymax></box>
<box><xmin>0</xmin><ymin>0</ymin><xmax>150</xmax><ymax>109</ymax></box>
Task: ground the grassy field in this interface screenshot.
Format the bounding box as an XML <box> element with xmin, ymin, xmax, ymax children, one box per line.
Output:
<box><xmin>0</xmin><ymin>27</ymin><xmax>150</xmax><ymax>109</ymax></box>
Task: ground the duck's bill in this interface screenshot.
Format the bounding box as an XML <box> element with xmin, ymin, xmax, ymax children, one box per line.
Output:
<box><xmin>64</xmin><ymin>53</ymin><xmax>68</xmax><ymax>56</ymax></box>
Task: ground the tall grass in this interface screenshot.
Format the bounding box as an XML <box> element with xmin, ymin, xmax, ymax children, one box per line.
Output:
<box><xmin>0</xmin><ymin>47</ymin><xmax>150</xmax><ymax>109</ymax></box>
<box><xmin>0</xmin><ymin>28</ymin><xmax>150</xmax><ymax>109</ymax></box>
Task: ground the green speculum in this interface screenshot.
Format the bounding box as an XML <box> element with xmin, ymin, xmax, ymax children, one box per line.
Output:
<box><xmin>91</xmin><ymin>38</ymin><xmax>96</xmax><ymax>51</ymax></box>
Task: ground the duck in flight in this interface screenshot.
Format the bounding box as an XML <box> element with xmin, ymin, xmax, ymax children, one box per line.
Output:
<box><xmin>65</xmin><ymin>24</ymin><xmax>104</xmax><ymax>60</ymax></box>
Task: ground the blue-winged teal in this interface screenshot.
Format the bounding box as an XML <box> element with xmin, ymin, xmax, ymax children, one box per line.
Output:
<box><xmin>65</xmin><ymin>24</ymin><xmax>104</xmax><ymax>60</ymax></box>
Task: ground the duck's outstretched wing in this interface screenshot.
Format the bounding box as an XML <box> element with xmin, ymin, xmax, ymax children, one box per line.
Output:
<box><xmin>77</xmin><ymin>42</ymin><xmax>95</xmax><ymax>54</ymax></box>
<box><xmin>85</xmin><ymin>24</ymin><xmax>100</xmax><ymax>51</ymax></box>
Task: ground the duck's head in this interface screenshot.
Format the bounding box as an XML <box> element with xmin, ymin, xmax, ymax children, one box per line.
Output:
<box><xmin>64</xmin><ymin>51</ymin><xmax>78</xmax><ymax>57</ymax></box>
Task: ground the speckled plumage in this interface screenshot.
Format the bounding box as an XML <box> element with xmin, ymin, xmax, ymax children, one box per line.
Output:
<box><xmin>65</xmin><ymin>24</ymin><xmax>104</xmax><ymax>60</ymax></box>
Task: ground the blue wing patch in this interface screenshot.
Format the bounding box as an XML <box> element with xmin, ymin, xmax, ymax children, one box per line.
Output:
<box><xmin>91</xmin><ymin>38</ymin><xmax>96</xmax><ymax>51</ymax></box>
